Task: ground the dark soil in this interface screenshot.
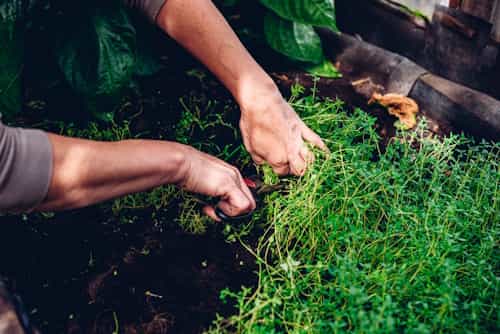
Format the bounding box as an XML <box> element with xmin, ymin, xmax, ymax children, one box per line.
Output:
<box><xmin>1</xmin><ymin>5</ymin><xmax>451</xmax><ymax>332</ymax></box>
<box><xmin>1</xmin><ymin>66</ymin><xmax>423</xmax><ymax>334</ymax></box>
<box><xmin>0</xmin><ymin>209</ymin><xmax>256</xmax><ymax>334</ymax></box>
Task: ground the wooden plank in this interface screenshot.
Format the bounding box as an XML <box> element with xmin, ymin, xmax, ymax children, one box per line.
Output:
<box><xmin>394</xmin><ymin>0</ymin><xmax>444</xmax><ymax>18</ymax></box>
<box><xmin>410</xmin><ymin>73</ymin><xmax>500</xmax><ymax>140</ymax></box>
<box><xmin>424</xmin><ymin>7</ymin><xmax>493</xmax><ymax>92</ymax></box>
<box><xmin>492</xmin><ymin>0</ymin><xmax>500</xmax><ymax>41</ymax></box>
<box><xmin>335</xmin><ymin>0</ymin><xmax>500</xmax><ymax>99</ymax></box>
<box><xmin>461</xmin><ymin>0</ymin><xmax>495</xmax><ymax>20</ymax></box>
<box><xmin>317</xmin><ymin>30</ymin><xmax>500</xmax><ymax>140</ymax></box>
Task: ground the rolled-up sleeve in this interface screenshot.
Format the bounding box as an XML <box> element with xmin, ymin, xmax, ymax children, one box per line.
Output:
<box><xmin>123</xmin><ymin>0</ymin><xmax>168</xmax><ymax>22</ymax></box>
<box><xmin>0</xmin><ymin>120</ymin><xmax>53</xmax><ymax>212</ymax></box>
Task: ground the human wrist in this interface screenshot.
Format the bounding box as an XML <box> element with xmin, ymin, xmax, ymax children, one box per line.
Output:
<box><xmin>236</xmin><ymin>74</ymin><xmax>282</xmax><ymax>114</ymax></box>
<box><xmin>157</xmin><ymin>142</ymin><xmax>191</xmax><ymax>186</ymax></box>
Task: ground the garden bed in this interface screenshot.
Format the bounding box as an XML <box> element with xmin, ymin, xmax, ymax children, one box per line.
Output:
<box><xmin>1</xmin><ymin>1</ymin><xmax>499</xmax><ymax>333</ymax></box>
<box><xmin>2</xmin><ymin>64</ymin><xmax>499</xmax><ymax>333</ymax></box>
<box><xmin>208</xmin><ymin>91</ymin><xmax>499</xmax><ymax>333</ymax></box>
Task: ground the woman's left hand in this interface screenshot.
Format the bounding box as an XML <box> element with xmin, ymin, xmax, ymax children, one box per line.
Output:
<box><xmin>239</xmin><ymin>86</ymin><xmax>328</xmax><ymax>176</ymax></box>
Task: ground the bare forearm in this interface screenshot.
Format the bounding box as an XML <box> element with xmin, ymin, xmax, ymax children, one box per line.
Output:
<box><xmin>157</xmin><ymin>0</ymin><xmax>279</xmax><ymax>109</ymax></box>
<box><xmin>37</xmin><ymin>134</ymin><xmax>187</xmax><ymax>211</ymax></box>
<box><xmin>154</xmin><ymin>0</ymin><xmax>327</xmax><ymax>177</ymax></box>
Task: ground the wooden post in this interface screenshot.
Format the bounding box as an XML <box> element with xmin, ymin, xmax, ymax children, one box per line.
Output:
<box><xmin>461</xmin><ymin>0</ymin><xmax>495</xmax><ymax>20</ymax></box>
<box><xmin>395</xmin><ymin>1</ymin><xmax>449</xmax><ymax>18</ymax></box>
<box><xmin>492</xmin><ymin>0</ymin><xmax>500</xmax><ymax>42</ymax></box>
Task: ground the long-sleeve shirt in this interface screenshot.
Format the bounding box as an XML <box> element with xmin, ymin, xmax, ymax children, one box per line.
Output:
<box><xmin>0</xmin><ymin>0</ymin><xmax>167</xmax><ymax>212</ymax></box>
<box><xmin>0</xmin><ymin>119</ymin><xmax>53</xmax><ymax>212</ymax></box>
<box><xmin>123</xmin><ymin>0</ymin><xmax>167</xmax><ymax>22</ymax></box>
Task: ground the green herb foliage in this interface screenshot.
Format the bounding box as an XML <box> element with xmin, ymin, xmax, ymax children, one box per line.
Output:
<box><xmin>209</xmin><ymin>93</ymin><xmax>499</xmax><ymax>333</ymax></box>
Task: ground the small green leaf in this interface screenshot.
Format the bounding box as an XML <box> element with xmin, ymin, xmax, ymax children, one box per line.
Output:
<box><xmin>301</xmin><ymin>59</ymin><xmax>341</xmax><ymax>78</ymax></box>
<box><xmin>264</xmin><ymin>12</ymin><xmax>324</xmax><ymax>64</ymax></box>
<box><xmin>260</xmin><ymin>0</ymin><xmax>338</xmax><ymax>31</ymax></box>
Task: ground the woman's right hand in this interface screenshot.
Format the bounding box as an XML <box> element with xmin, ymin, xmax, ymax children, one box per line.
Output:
<box><xmin>176</xmin><ymin>145</ymin><xmax>256</xmax><ymax>221</ymax></box>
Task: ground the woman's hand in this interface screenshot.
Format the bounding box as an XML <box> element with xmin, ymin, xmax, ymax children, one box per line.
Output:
<box><xmin>177</xmin><ymin>145</ymin><xmax>256</xmax><ymax>221</ymax></box>
<box><xmin>239</xmin><ymin>85</ymin><xmax>328</xmax><ymax>176</ymax></box>
<box><xmin>39</xmin><ymin>135</ymin><xmax>255</xmax><ymax>221</ymax></box>
<box><xmin>156</xmin><ymin>0</ymin><xmax>327</xmax><ymax>175</ymax></box>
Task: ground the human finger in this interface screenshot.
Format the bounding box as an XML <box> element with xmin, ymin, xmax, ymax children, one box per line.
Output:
<box><xmin>288</xmin><ymin>141</ymin><xmax>307</xmax><ymax>176</ymax></box>
<box><xmin>252</xmin><ymin>153</ymin><xmax>266</xmax><ymax>165</ymax></box>
<box><xmin>299</xmin><ymin>144</ymin><xmax>315</xmax><ymax>165</ymax></box>
<box><xmin>301</xmin><ymin>124</ymin><xmax>329</xmax><ymax>153</ymax></box>
<box><xmin>216</xmin><ymin>182</ymin><xmax>255</xmax><ymax>219</ymax></box>
<box><xmin>272</xmin><ymin>162</ymin><xmax>290</xmax><ymax>176</ymax></box>
<box><xmin>203</xmin><ymin>205</ymin><xmax>221</xmax><ymax>222</ymax></box>
<box><xmin>235</xmin><ymin>173</ymin><xmax>257</xmax><ymax>211</ymax></box>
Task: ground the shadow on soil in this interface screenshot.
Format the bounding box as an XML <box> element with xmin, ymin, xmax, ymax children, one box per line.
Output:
<box><xmin>0</xmin><ymin>210</ymin><xmax>256</xmax><ymax>334</ymax></box>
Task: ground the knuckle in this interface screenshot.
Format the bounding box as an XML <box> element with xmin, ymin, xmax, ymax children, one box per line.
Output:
<box><xmin>273</xmin><ymin>167</ymin><xmax>288</xmax><ymax>176</ymax></box>
<box><xmin>231</xmin><ymin>167</ymin><xmax>240</xmax><ymax>176</ymax></box>
<box><xmin>245</xmin><ymin>199</ymin><xmax>254</xmax><ymax>210</ymax></box>
<box><xmin>233</xmin><ymin>202</ymin><xmax>248</xmax><ymax>214</ymax></box>
<box><xmin>271</xmin><ymin>158</ymin><xmax>288</xmax><ymax>167</ymax></box>
<box><xmin>253</xmin><ymin>157</ymin><xmax>265</xmax><ymax>165</ymax></box>
<box><xmin>247</xmin><ymin>147</ymin><xmax>257</xmax><ymax>156</ymax></box>
<box><xmin>241</xmin><ymin>203</ymin><xmax>251</xmax><ymax>213</ymax></box>
<box><xmin>224</xmin><ymin>169</ymin><xmax>239</xmax><ymax>182</ymax></box>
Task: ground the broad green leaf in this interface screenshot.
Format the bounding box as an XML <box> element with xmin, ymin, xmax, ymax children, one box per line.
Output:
<box><xmin>133</xmin><ymin>45</ymin><xmax>163</xmax><ymax>77</ymax></box>
<box><xmin>57</xmin><ymin>5</ymin><xmax>136</xmax><ymax>119</ymax></box>
<box><xmin>301</xmin><ymin>59</ymin><xmax>342</xmax><ymax>78</ymax></box>
<box><xmin>0</xmin><ymin>16</ymin><xmax>22</xmax><ymax>118</ymax></box>
<box><xmin>132</xmin><ymin>18</ymin><xmax>164</xmax><ymax>77</ymax></box>
<box><xmin>260</xmin><ymin>0</ymin><xmax>338</xmax><ymax>31</ymax></box>
<box><xmin>0</xmin><ymin>0</ymin><xmax>37</xmax><ymax>22</ymax></box>
<box><xmin>264</xmin><ymin>12</ymin><xmax>324</xmax><ymax>64</ymax></box>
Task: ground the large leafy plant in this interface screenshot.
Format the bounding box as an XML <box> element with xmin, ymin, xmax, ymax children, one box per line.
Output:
<box><xmin>52</xmin><ymin>1</ymin><xmax>163</xmax><ymax>121</ymax></box>
<box><xmin>1</xmin><ymin>0</ymin><xmax>340</xmax><ymax>121</ymax></box>
<box><xmin>222</xmin><ymin>0</ymin><xmax>341</xmax><ymax>78</ymax></box>
<box><xmin>0</xmin><ymin>0</ymin><xmax>30</xmax><ymax>118</ymax></box>
<box><xmin>55</xmin><ymin>4</ymin><xmax>139</xmax><ymax>121</ymax></box>
<box><xmin>0</xmin><ymin>0</ymin><xmax>162</xmax><ymax>120</ymax></box>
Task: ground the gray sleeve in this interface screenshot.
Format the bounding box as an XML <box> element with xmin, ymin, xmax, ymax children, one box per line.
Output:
<box><xmin>0</xmin><ymin>121</ymin><xmax>53</xmax><ymax>212</ymax></box>
<box><xmin>123</xmin><ymin>0</ymin><xmax>168</xmax><ymax>22</ymax></box>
